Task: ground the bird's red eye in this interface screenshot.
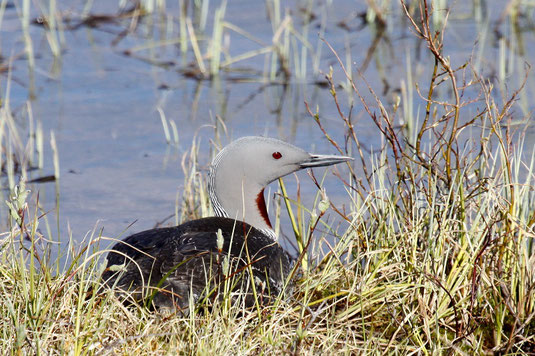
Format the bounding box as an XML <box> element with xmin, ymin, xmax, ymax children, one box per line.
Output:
<box><xmin>272</xmin><ymin>151</ymin><xmax>282</xmax><ymax>159</ymax></box>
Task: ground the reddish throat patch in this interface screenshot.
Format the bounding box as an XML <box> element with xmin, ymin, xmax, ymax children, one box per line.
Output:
<box><xmin>256</xmin><ymin>189</ymin><xmax>272</xmax><ymax>228</ymax></box>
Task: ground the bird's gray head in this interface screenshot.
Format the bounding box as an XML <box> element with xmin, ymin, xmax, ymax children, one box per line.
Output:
<box><xmin>208</xmin><ymin>136</ymin><xmax>352</xmax><ymax>239</ymax></box>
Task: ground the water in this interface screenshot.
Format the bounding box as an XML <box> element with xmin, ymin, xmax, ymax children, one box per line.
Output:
<box><xmin>1</xmin><ymin>1</ymin><xmax>534</xmax><ymax>255</ymax></box>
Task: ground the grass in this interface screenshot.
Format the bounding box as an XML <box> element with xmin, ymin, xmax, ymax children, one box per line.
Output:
<box><xmin>1</xmin><ymin>0</ymin><xmax>535</xmax><ymax>354</ymax></box>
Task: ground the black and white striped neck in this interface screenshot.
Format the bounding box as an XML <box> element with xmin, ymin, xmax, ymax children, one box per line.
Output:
<box><xmin>208</xmin><ymin>159</ymin><xmax>277</xmax><ymax>241</ymax></box>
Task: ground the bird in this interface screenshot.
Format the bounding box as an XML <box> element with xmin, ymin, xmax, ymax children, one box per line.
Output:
<box><xmin>102</xmin><ymin>136</ymin><xmax>352</xmax><ymax>311</ymax></box>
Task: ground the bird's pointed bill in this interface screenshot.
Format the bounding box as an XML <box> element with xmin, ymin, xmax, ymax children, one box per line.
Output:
<box><xmin>299</xmin><ymin>154</ymin><xmax>353</xmax><ymax>168</ymax></box>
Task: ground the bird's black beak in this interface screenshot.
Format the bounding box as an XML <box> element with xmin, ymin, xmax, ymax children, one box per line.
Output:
<box><xmin>299</xmin><ymin>154</ymin><xmax>353</xmax><ymax>168</ymax></box>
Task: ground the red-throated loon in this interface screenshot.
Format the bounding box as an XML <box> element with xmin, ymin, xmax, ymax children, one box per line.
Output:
<box><xmin>102</xmin><ymin>136</ymin><xmax>352</xmax><ymax>310</ymax></box>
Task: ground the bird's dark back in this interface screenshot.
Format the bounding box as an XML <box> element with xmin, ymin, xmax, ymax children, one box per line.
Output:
<box><xmin>102</xmin><ymin>217</ymin><xmax>293</xmax><ymax>310</ymax></box>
